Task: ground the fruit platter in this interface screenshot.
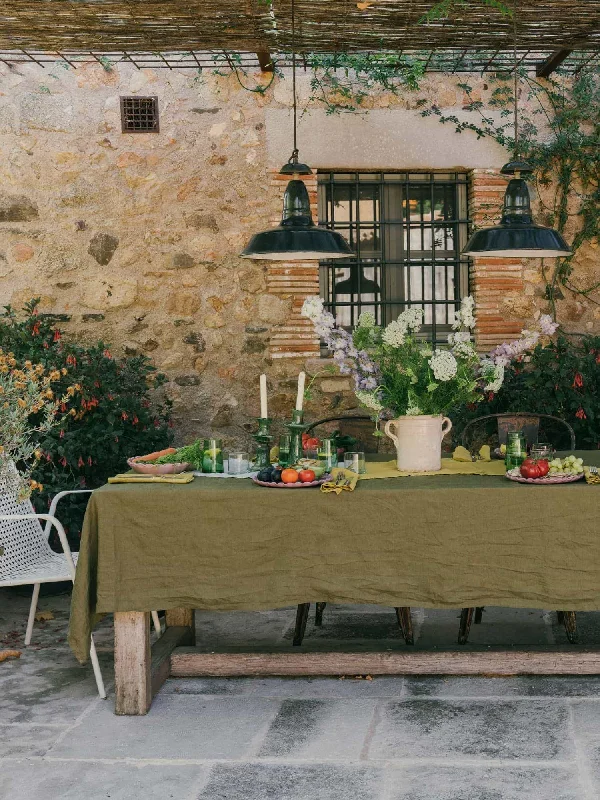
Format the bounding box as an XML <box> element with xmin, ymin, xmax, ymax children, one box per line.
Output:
<box><xmin>253</xmin><ymin>463</ymin><xmax>330</xmax><ymax>488</ymax></box>
<box><xmin>506</xmin><ymin>454</ymin><xmax>586</xmax><ymax>484</ymax></box>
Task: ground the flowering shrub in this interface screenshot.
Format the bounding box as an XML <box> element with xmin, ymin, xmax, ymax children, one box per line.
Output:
<box><xmin>302</xmin><ymin>296</ymin><xmax>557</xmax><ymax>425</ymax></box>
<box><xmin>0</xmin><ymin>301</ymin><xmax>172</xmax><ymax>544</ymax></box>
<box><xmin>0</xmin><ymin>349</ymin><xmax>76</xmax><ymax>501</ymax></box>
<box><xmin>452</xmin><ymin>333</ymin><xmax>600</xmax><ymax>450</ymax></box>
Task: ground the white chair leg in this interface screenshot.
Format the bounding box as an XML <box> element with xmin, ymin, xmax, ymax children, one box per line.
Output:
<box><xmin>151</xmin><ymin>611</ymin><xmax>162</xmax><ymax>636</ymax></box>
<box><xmin>25</xmin><ymin>583</ymin><xmax>40</xmax><ymax>646</ymax></box>
<box><xmin>89</xmin><ymin>635</ymin><xmax>106</xmax><ymax>699</ymax></box>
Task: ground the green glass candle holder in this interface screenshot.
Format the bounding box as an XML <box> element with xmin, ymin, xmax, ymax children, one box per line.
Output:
<box><xmin>253</xmin><ymin>417</ymin><xmax>273</xmax><ymax>470</ymax></box>
<box><xmin>285</xmin><ymin>409</ymin><xmax>307</xmax><ymax>467</ymax></box>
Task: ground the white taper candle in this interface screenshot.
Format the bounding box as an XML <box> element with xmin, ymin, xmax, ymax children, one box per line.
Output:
<box><xmin>295</xmin><ymin>371</ymin><xmax>306</xmax><ymax>412</ymax></box>
<box><xmin>259</xmin><ymin>373</ymin><xmax>268</xmax><ymax>419</ymax></box>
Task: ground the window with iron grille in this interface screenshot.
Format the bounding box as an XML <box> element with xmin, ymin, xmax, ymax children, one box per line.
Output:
<box><xmin>120</xmin><ymin>96</ymin><xmax>159</xmax><ymax>133</ymax></box>
<box><xmin>318</xmin><ymin>171</ymin><xmax>470</xmax><ymax>344</ymax></box>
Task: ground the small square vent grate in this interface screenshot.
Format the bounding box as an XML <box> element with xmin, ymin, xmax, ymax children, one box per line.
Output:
<box><xmin>120</xmin><ymin>96</ymin><xmax>159</xmax><ymax>133</ymax></box>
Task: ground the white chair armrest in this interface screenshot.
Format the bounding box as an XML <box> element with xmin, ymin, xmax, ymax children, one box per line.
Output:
<box><xmin>44</xmin><ymin>490</ymin><xmax>93</xmax><ymax>540</ymax></box>
<box><xmin>0</xmin><ymin>513</ymin><xmax>76</xmax><ymax>581</ymax></box>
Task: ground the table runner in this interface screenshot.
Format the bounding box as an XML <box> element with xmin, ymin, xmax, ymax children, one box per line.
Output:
<box><xmin>362</xmin><ymin>458</ymin><xmax>506</xmax><ymax>479</ymax></box>
<box><xmin>69</xmin><ymin>451</ymin><xmax>600</xmax><ymax>663</ymax></box>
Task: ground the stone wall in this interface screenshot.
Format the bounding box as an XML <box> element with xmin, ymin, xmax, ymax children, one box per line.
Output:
<box><xmin>0</xmin><ymin>62</ymin><xmax>597</xmax><ymax>445</ymax></box>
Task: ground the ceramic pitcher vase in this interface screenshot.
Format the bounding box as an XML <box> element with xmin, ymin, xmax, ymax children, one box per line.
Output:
<box><xmin>384</xmin><ymin>415</ymin><xmax>452</xmax><ymax>472</ymax></box>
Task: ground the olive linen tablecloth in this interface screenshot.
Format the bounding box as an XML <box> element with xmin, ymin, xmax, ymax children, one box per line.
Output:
<box><xmin>69</xmin><ymin>451</ymin><xmax>600</xmax><ymax>663</ymax></box>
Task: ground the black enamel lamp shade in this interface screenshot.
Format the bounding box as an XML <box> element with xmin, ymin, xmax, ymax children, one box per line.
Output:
<box><xmin>241</xmin><ymin>164</ymin><xmax>354</xmax><ymax>261</ymax></box>
<box><xmin>463</xmin><ymin>161</ymin><xmax>571</xmax><ymax>258</ymax></box>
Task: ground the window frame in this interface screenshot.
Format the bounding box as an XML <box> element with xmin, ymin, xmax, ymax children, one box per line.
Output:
<box><xmin>317</xmin><ymin>170</ymin><xmax>470</xmax><ymax>345</ymax></box>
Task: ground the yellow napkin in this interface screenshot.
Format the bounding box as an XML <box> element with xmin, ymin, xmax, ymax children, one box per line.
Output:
<box><xmin>584</xmin><ymin>468</ymin><xmax>600</xmax><ymax>485</ymax></box>
<box><xmin>320</xmin><ymin>467</ymin><xmax>359</xmax><ymax>494</ymax></box>
<box><xmin>108</xmin><ymin>472</ymin><xmax>195</xmax><ymax>484</ymax></box>
<box><xmin>359</xmin><ymin>458</ymin><xmax>506</xmax><ymax>479</ymax></box>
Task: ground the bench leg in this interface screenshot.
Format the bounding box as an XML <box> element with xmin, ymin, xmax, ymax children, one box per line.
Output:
<box><xmin>293</xmin><ymin>603</ymin><xmax>310</xmax><ymax>646</ymax></box>
<box><xmin>458</xmin><ymin>608</ymin><xmax>474</xmax><ymax>645</ymax></box>
<box><xmin>165</xmin><ymin>608</ymin><xmax>196</xmax><ymax>646</ymax></box>
<box><xmin>115</xmin><ymin>611</ymin><xmax>151</xmax><ymax>715</ymax></box>
<box><xmin>474</xmin><ymin>607</ymin><xmax>484</xmax><ymax>624</ymax></box>
<box><xmin>395</xmin><ymin>607</ymin><xmax>414</xmax><ymax>645</ymax></box>
<box><xmin>562</xmin><ymin>611</ymin><xmax>578</xmax><ymax>644</ymax></box>
<box><xmin>315</xmin><ymin>602</ymin><xmax>327</xmax><ymax>626</ymax></box>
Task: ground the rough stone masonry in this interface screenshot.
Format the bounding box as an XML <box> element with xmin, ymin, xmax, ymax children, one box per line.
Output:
<box><xmin>0</xmin><ymin>61</ymin><xmax>597</xmax><ymax>445</ymax></box>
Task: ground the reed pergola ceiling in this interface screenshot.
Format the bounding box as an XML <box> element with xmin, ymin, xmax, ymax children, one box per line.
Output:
<box><xmin>0</xmin><ymin>1</ymin><xmax>599</xmax><ymax>74</ymax></box>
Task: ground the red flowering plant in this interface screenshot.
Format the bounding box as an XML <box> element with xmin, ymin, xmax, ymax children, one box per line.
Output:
<box><xmin>0</xmin><ymin>300</ymin><xmax>172</xmax><ymax>546</ymax></box>
<box><xmin>452</xmin><ymin>331</ymin><xmax>600</xmax><ymax>450</ymax></box>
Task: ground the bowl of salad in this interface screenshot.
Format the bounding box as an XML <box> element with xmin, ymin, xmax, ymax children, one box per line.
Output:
<box><xmin>127</xmin><ymin>441</ymin><xmax>203</xmax><ymax>475</ymax></box>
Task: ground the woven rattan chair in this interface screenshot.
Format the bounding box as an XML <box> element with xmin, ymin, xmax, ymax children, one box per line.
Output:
<box><xmin>459</xmin><ymin>412</ymin><xmax>577</xmax><ymax>645</ymax></box>
<box><xmin>293</xmin><ymin>415</ymin><xmax>413</xmax><ymax>646</ymax></box>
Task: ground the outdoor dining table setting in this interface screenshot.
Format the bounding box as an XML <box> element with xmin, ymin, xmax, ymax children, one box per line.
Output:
<box><xmin>66</xmin><ymin>359</ymin><xmax>600</xmax><ymax>715</ymax></box>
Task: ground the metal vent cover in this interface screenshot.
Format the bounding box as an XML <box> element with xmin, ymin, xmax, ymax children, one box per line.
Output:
<box><xmin>120</xmin><ymin>96</ymin><xmax>159</xmax><ymax>133</ymax></box>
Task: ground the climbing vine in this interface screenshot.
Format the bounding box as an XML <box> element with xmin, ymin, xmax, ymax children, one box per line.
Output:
<box><xmin>421</xmin><ymin>68</ymin><xmax>600</xmax><ymax>313</ymax></box>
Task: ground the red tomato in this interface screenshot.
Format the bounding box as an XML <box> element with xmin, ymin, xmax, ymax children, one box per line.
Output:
<box><xmin>303</xmin><ymin>436</ymin><xmax>321</xmax><ymax>451</ymax></box>
<box><xmin>298</xmin><ymin>469</ymin><xmax>316</xmax><ymax>483</ymax></box>
<box><xmin>520</xmin><ymin>461</ymin><xmax>542</xmax><ymax>479</ymax></box>
<box><xmin>281</xmin><ymin>468</ymin><xmax>300</xmax><ymax>484</ymax></box>
<box><xmin>536</xmin><ymin>459</ymin><xmax>550</xmax><ymax>477</ymax></box>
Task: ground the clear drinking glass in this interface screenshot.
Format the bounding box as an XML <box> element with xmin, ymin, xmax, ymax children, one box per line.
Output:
<box><xmin>531</xmin><ymin>442</ymin><xmax>554</xmax><ymax>460</ymax></box>
<box><xmin>202</xmin><ymin>438</ymin><xmax>224</xmax><ymax>473</ymax></box>
<box><xmin>317</xmin><ymin>438</ymin><xmax>337</xmax><ymax>471</ymax></box>
<box><xmin>344</xmin><ymin>451</ymin><xmax>366</xmax><ymax>474</ymax></box>
<box><xmin>228</xmin><ymin>452</ymin><xmax>249</xmax><ymax>474</ymax></box>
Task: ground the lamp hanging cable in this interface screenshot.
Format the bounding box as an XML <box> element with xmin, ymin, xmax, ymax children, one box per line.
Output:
<box><xmin>513</xmin><ymin>0</ymin><xmax>519</xmax><ymax>158</ymax></box>
<box><xmin>291</xmin><ymin>0</ymin><xmax>298</xmax><ymax>159</ymax></box>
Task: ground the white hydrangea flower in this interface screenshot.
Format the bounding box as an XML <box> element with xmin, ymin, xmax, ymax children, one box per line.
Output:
<box><xmin>355</xmin><ymin>390</ymin><xmax>384</xmax><ymax>412</ymax></box>
<box><xmin>357</xmin><ymin>311</ymin><xmax>376</xmax><ymax>328</ymax></box>
<box><xmin>397</xmin><ymin>306</ymin><xmax>424</xmax><ymax>332</ymax></box>
<box><xmin>484</xmin><ymin>363</ymin><xmax>505</xmax><ymax>393</ymax></box>
<box><xmin>428</xmin><ymin>349</ymin><xmax>458</xmax><ymax>382</ymax></box>
<box><xmin>452</xmin><ymin>295</ymin><xmax>476</xmax><ymax>330</ymax></box>
<box><xmin>301</xmin><ymin>296</ymin><xmax>325</xmax><ymax>321</ymax></box>
<box><xmin>405</xmin><ymin>405</ymin><xmax>423</xmax><ymax>416</ymax></box>
<box><xmin>382</xmin><ymin>319</ymin><xmax>406</xmax><ymax>348</ymax></box>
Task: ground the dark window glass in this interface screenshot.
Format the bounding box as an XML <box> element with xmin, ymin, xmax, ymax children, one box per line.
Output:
<box><xmin>318</xmin><ymin>171</ymin><xmax>470</xmax><ymax>344</ymax></box>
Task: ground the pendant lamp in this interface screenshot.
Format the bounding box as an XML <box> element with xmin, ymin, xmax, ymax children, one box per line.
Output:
<box><xmin>241</xmin><ymin>0</ymin><xmax>354</xmax><ymax>261</ymax></box>
<box><xmin>462</xmin><ymin>4</ymin><xmax>571</xmax><ymax>258</ymax></box>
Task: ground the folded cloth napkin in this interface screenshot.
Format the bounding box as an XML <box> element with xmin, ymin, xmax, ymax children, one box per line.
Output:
<box><xmin>320</xmin><ymin>467</ymin><xmax>359</xmax><ymax>495</ymax></box>
<box><xmin>108</xmin><ymin>472</ymin><xmax>195</xmax><ymax>484</ymax></box>
<box><xmin>584</xmin><ymin>467</ymin><xmax>600</xmax><ymax>485</ymax></box>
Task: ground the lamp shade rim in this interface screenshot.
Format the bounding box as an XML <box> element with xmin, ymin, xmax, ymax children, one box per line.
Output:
<box><xmin>462</xmin><ymin>223</ymin><xmax>571</xmax><ymax>257</ymax></box>
<box><xmin>241</xmin><ymin>225</ymin><xmax>354</xmax><ymax>260</ymax></box>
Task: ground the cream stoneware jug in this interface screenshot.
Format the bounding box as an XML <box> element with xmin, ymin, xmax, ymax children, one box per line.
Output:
<box><xmin>384</xmin><ymin>415</ymin><xmax>452</xmax><ymax>472</ymax></box>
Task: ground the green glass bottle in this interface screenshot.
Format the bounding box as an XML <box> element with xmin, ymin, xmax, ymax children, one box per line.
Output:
<box><xmin>202</xmin><ymin>438</ymin><xmax>224</xmax><ymax>473</ymax></box>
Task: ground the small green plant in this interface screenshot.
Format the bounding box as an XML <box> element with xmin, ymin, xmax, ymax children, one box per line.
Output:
<box><xmin>0</xmin><ymin>300</ymin><xmax>173</xmax><ymax>544</ymax></box>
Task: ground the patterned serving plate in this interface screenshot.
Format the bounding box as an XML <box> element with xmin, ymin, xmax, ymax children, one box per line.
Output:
<box><xmin>506</xmin><ymin>468</ymin><xmax>584</xmax><ymax>485</ymax></box>
<box><xmin>252</xmin><ymin>474</ymin><xmax>331</xmax><ymax>489</ymax></box>
<box><xmin>128</xmin><ymin>458</ymin><xmax>190</xmax><ymax>475</ymax></box>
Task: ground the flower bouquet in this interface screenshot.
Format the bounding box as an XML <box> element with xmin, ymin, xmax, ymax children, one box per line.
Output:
<box><xmin>302</xmin><ymin>296</ymin><xmax>557</xmax><ymax>471</ymax></box>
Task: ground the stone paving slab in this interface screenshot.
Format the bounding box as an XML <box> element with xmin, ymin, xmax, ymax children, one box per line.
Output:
<box><xmin>165</xmin><ymin>676</ymin><xmax>407</xmax><ymax>699</ymax></box>
<box><xmin>0</xmin><ymin>760</ymin><xmax>210</xmax><ymax>800</ymax></box>
<box><xmin>383</xmin><ymin>764</ymin><xmax>583</xmax><ymax>800</ymax></box>
<box><xmin>405</xmin><ymin>676</ymin><xmax>600</xmax><ymax>698</ymax></box>
<box><xmin>48</xmin><ymin>695</ymin><xmax>282</xmax><ymax>761</ymax></box>
<box><xmin>0</xmin><ymin>725</ymin><xmax>65</xmax><ymax>758</ymax></box>
<box><xmin>196</xmin><ymin>763</ymin><xmax>384</xmax><ymax>800</ymax></box>
<box><xmin>257</xmin><ymin>699</ymin><xmax>376</xmax><ymax>760</ymax></box>
<box><xmin>367</xmin><ymin>699</ymin><xmax>573</xmax><ymax>761</ymax></box>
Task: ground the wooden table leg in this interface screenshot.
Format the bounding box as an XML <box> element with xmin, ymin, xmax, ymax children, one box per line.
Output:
<box><xmin>165</xmin><ymin>608</ymin><xmax>196</xmax><ymax>646</ymax></box>
<box><xmin>114</xmin><ymin>611</ymin><xmax>151</xmax><ymax>716</ymax></box>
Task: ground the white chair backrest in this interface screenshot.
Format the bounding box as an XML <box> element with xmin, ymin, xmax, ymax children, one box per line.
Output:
<box><xmin>0</xmin><ymin>466</ymin><xmax>52</xmax><ymax>582</ymax></box>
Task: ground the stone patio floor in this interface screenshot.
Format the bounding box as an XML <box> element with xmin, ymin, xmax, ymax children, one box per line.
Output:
<box><xmin>2</xmin><ymin>588</ymin><xmax>600</xmax><ymax>799</ymax></box>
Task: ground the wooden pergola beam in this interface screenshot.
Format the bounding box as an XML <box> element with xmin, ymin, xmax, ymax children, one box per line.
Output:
<box><xmin>256</xmin><ymin>50</ymin><xmax>274</xmax><ymax>71</ymax></box>
<box><xmin>536</xmin><ymin>48</ymin><xmax>572</xmax><ymax>77</ymax></box>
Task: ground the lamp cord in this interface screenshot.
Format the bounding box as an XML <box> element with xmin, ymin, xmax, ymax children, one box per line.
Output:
<box><xmin>292</xmin><ymin>0</ymin><xmax>298</xmax><ymax>158</ymax></box>
<box><xmin>513</xmin><ymin>0</ymin><xmax>519</xmax><ymax>158</ymax></box>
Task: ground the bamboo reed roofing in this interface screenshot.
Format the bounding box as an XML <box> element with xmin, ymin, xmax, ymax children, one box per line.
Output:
<box><xmin>0</xmin><ymin>1</ymin><xmax>598</xmax><ymax>72</ymax></box>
